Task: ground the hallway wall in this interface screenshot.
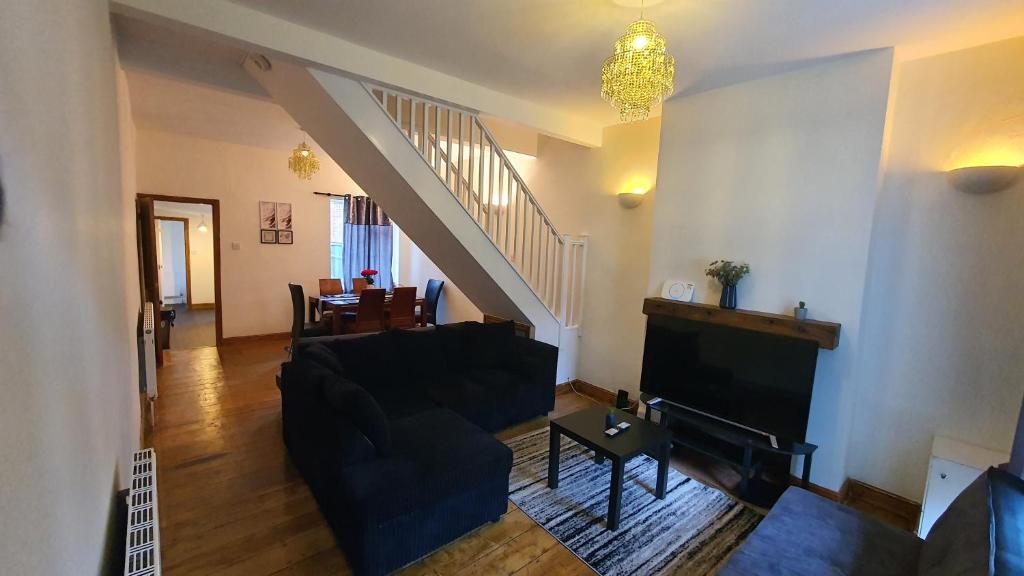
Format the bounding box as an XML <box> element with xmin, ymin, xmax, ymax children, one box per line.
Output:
<box><xmin>0</xmin><ymin>0</ymin><xmax>142</xmax><ymax>572</ymax></box>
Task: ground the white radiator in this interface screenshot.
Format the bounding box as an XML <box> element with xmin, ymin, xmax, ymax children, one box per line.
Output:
<box><xmin>124</xmin><ymin>448</ymin><xmax>161</xmax><ymax>576</ymax></box>
<box><xmin>142</xmin><ymin>303</ymin><xmax>157</xmax><ymax>399</ymax></box>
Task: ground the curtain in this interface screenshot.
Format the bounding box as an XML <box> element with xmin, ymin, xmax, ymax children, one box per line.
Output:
<box><xmin>342</xmin><ymin>196</ymin><xmax>394</xmax><ymax>291</ymax></box>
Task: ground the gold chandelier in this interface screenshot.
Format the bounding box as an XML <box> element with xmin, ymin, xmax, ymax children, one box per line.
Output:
<box><xmin>288</xmin><ymin>140</ymin><xmax>320</xmax><ymax>180</ymax></box>
<box><xmin>601</xmin><ymin>16</ymin><xmax>675</xmax><ymax>122</ymax></box>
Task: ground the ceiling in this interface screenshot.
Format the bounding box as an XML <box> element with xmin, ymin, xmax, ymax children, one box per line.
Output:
<box><xmin>227</xmin><ymin>0</ymin><xmax>1024</xmax><ymax>124</ymax></box>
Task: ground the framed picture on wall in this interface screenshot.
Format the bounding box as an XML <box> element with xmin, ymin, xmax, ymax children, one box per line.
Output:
<box><xmin>261</xmin><ymin>229</ymin><xmax>277</xmax><ymax>244</ymax></box>
<box><xmin>259</xmin><ymin>201</ymin><xmax>277</xmax><ymax>229</ymax></box>
<box><xmin>277</xmin><ymin>203</ymin><xmax>293</xmax><ymax>230</ymax></box>
<box><xmin>277</xmin><ymin>230</ymin><xmax>293</xmax><ymax>244</ymax></box>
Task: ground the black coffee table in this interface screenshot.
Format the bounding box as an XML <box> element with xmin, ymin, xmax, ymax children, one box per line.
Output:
<box><xmin>548</xmin><ymin>406</ymin><xmax>673</xmax><ymax>530</ymax></box>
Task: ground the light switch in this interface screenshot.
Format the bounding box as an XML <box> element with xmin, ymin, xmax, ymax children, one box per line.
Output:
<box><xmin>231</xmin><ymin>242</ymin><xmax>241</xmax><ymax>251</ymax></box>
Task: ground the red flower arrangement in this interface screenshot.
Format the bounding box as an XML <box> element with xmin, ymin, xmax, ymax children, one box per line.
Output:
<box><xmin>360</xmin><ymin>269</ymin><xmax>379</xmax><ymax>286</ymax></box>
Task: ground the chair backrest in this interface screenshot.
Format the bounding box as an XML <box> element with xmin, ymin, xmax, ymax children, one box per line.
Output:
<box><xmin>423</xmin><ymin>279</ymin><xmax>444</xmax><ymax>325</ymax></box>
<box><xmin>319</xmin><ymin>278</ymin><xmax>343</xmax><ymax>296</ymax></box>
<box><xmin>288</xmin><ymin>283</ymin><xmax>305</xmax><ymax>353</ymax></box>
<box><xmin>388</xmin><ymin>286</ymin><xmax>418</xmax><ymax>329</ymax></box>
<box><xmin>351</xmin><ymin>277</ymin><xmax>368</xmax><ymax>294</ymax></box>
<box><xmin>351</xmin><ymin>288</ymin><xmax>386</xmax><ymax>333</ymax></box>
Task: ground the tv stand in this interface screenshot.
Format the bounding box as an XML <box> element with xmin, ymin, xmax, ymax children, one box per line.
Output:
<box><xmin>641</xmin><ymin>393</ymin><xmax>818</xmax><ymax>505</ymax></box>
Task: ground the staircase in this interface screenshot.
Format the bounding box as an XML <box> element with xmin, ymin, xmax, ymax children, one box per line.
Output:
<box><xmin>245</xmin><ymin>56</ymin><xmax>586</xmax><ymax>352</ymax></box>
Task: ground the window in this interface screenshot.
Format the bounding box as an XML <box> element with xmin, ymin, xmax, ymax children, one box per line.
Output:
<box><xmin>329</xmin><ymin>198</ymin><xmax>345</xmax><ymax>279</ymax></box>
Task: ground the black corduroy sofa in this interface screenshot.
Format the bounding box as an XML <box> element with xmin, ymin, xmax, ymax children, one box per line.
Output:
<box><xmin>279</xmin><ymin>321</ymin><xmax>557</xmax><ymax>576</ymax></box>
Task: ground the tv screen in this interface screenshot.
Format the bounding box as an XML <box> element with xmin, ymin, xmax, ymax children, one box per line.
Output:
<box><xmin>640</xmin><ymin>314</ymin><xmax>819</xmax><ymax>442</ymax></box>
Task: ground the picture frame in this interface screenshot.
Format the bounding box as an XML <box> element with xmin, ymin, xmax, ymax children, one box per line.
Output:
<box><xmin>277</xmin><ymin>202</ymin><xmax>292</xmax><ymax>230</ymax></box>
<box><xmin>261</xmin><ymin>229</ymin><xmax>277</xmax><ymax>244</ymax></box>
<box><xmin>259</xmin><ymin>201</ymin><xmax>277</xmax><ymax>229</ymax></box>
<box><xmin>277</xmin><ymin>229</ymin><xmax>293</xmax><ymax>245</ymax></box>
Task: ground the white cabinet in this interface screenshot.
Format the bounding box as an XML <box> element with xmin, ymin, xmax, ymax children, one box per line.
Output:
<box><xmin>918</xmin><ymin>436</ymin><xmax>1008</xmax><ymax>537</ymax></box>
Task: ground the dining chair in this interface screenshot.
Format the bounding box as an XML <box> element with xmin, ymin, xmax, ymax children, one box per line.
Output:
<box><xmin>319</xmin><ymin>278</ymin><xmax>343</xmax><ymax>296</ymax></box>
<box><xmin>288</xmin><ymin>283</ymin><xmax>330</xmax><ymax>358</ymax></box>
<box><xmin>334</xmin><ymin>288</ymin><xmax>386</xmax><ymax>334</ymax></box>
<box><xmin>385</xmin><ymin>286</ymin><xmax>418</xmax><ymax>329</ymax></box>
<box><xmin>351</xmin><ymin>277</ymin><xmax>368</xmax><ymax>294</ymax></box>
<box><xmin>421</xmin><ymin>279</ymin><xmax>444</xmax><ymax>326</ymax></box>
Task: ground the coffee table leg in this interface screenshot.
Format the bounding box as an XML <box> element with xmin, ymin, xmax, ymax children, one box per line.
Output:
<box><xmin>595</xmin><ymin>453</ymin><xmax>604</xmax><ymax>465</ymax></box>
<box><xmin>656</xmin><ymin>440</ymin><xmax>670</xmax><ymax>499</ymax></box>
<box><xmin>548</xmin><ymin>427</ymin><xmax>560</xmax><ymax>489</ymax></box>
<box><xmin>608</xmin><ymin>458</ymin><xmax>624</xmax><ymax>530</ymax></box>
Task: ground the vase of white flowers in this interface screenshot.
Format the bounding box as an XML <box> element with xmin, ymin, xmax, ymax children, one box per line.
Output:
<box><xmin>705</xmin><ymin>260</ymin><xmax>751</xmax><ymax>310</ymax></box>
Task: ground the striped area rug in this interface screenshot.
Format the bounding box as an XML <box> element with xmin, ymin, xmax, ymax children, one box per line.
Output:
<box><xmin>506</xmin><ymin>428</ymin><xmax>762</xmax><ymax>576</ymax></box>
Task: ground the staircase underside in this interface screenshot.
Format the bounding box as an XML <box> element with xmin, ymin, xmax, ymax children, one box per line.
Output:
<box><xmin>245</xmin><ymin>57</ymin><xmax>560</xmax><ymax>344</ymax></box>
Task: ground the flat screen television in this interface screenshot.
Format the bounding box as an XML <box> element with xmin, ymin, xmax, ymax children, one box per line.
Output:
<box><xmin>640</xmin><ymin>314</ymin><xmax>819</xmax><ymax>442</ymax></box>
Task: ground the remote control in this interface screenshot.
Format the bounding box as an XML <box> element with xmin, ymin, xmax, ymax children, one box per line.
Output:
<box><xmin>616</xmin><ymin>422</ymin><xmax>631</xmax><ymax>431</ymax></box>
<box><xmin>604</xmin><ymin>427</ymin><xmax>620</xmax><ymax>437</ymax></box>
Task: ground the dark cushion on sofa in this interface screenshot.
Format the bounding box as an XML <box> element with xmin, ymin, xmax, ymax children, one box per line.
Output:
<box><xmin>919</xmin><ymin>467</ymin><xmax>1024</xmax><ymax>576</ymax></box>
<box><xmin>718</xmin><ymin>487</ymin><xmax>922</xmax><ymax>576</ymax></box>
<box><xmin>425</xmin><ymin>373</ymin><xmax>525</xmax><ymax>432</ymax></box>
<box><xmin>301</xmin><ymin>342</ymin><xmax>345</xmax><ymax>375</ymax></box>
<box><xmin>391</xmin><ymin>327</ymin><xmax>448</xmax><ymax>378</ymax></box>
<box><xmin>436</xmin><ymin>321</ymin><xmax>517</xmax><ymax>371</ymax></box>
<box><xmin>322</xmin><ymin>375</ymin><xmax>392</xmax><ymax>456</ymax></box>
<box><xmin>325</xmin><ymin>331</ymin><xmax>406</xmax><ymax>388</ymax></box>
<box><xmin>331</xmin><ymin>407</ymin><xmax>512</xmax><ymax>522</ymax></box>
<box><xmin>989</xmin><ymin>467</ymin><xmax>1024</xmax><ymax>575</ymax></box>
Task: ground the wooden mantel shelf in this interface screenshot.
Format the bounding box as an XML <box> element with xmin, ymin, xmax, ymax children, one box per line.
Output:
<box><xmin>643</xmin><ymin>297</ymin><xmax>841</xmax><ymax>350</ymax></box>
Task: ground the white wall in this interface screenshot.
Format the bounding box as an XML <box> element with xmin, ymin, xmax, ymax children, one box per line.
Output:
<box><xmin>397</xmin><ymin>228</ymin><xmax>483</xmax><ymax>324</ymax></box>
<box><xmin>848</xmin><ymin>36</ymin><xmax>1024</xmax><ymax>500</ymax></box>
<box><xmin>154</xmin><ymin>202</ymin><xmax>216</xmax><ymax>305</ymax></box>
<box><xmin>159</xmin><ymin>219</ymin><xmax>187</xmax><ymax>301</ymax></box>
<box><xmin>135</xmin><ymin>129</ymin><xmax>365</xmax><ymax>338</ymax></box>
<box><xmin>0</xmin><ymin>0</ymin><xmax>141</xmax><ymax>573</ymax></box>
<box><xmin>648</xmin><ymin>49</ymin><xmax>894</xmax><ymax>491</ymax></box>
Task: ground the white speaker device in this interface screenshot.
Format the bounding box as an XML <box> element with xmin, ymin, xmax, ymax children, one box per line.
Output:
<box><xmin>661</xmin><ymin>280</ymin><xmax>695</xmax><ymax>302</ymax></box>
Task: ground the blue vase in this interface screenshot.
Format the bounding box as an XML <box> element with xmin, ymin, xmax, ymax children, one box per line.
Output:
<box><xmin>720</xmin><ymin>285</ymin><xmax>738</xmax><ymax>309</ymax></box>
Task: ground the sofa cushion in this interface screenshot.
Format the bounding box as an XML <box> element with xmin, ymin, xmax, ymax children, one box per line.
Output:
<box><xmin>332</xmin><ymin>408</ymin><xmax>512</xmax><ymax>521</ymax></box>
<box><xmin>426</xmin><ymin>373</ymin><xmax>524</xmax><ymax>432</ymax></box>
<box><xmin>918</xmin><ymin>469</ymin><xmax>992</xmax><ymax>576</ymax></box>
<box><xmin>322</xmin><ymin>374</ymin><xmax>392</xmax><ymax>456</ymax></box>
<box><xmin>325</xmin><ymin>331</ymin><xmax>406</xmax><ymax>388</ymax></box>
<box><xmin>719</xmin><ymin>487</ymin><xmax>922</xmax><ymax>576</ymax></box>
<box><xmin>989</xmin><ymin>467</ymin><xmax>1024</xmax><ymax>575</ymax></box>
<box><xmin>436</xmin><ymin>320</ymin><xmax>517</xmax><ymax>371</ymax></box>
<box><xmin>301</xmin><ymin>342</ymin><xmax>345</xmax><ymax>375</ymax></box>
<box><xmin>390</xmin><ymin>327</ymin><xmax>447</xmax><ymax>379</ymax></box>
<box><xmin>919</xmin><ymin>467</ymin><xmax>1024</xmax><ymax>576</ymax></box>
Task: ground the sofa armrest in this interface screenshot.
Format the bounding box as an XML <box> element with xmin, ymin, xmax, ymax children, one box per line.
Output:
<box><xmin>512</xmin><ymin>336</ymin><xmax>557</xmax><ymax>383</ymax></box>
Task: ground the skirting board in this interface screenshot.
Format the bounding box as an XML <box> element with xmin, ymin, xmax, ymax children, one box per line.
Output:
<box><xmin>189</xmin><ymin>302</ymin><xmax>216</xmax><ymax>310</ymax></box>
<box><xmin>556</xmin><ymin>379</ymin><xmax>639</xmax><ymax>414</ymax></box>
<box><xmin>841</xmin><ymin>478</ymin><xmax>922</xmax><ymax>527</ymax></box>
<box><xmin>220</xmin><ymin>331</ymin><xmax>291</xmax><ymax>345</ymax></box>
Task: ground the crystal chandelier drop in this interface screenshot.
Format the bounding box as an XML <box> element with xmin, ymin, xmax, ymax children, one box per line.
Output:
<box><xmin>601</xmin><ymin>13</ymin><xmax>675</xmax><ymax>122</ymax></box>
<box><xmin>288</xmin><ymin>140</ymin><xmax>321</xmax><ymax>180</ymax></box>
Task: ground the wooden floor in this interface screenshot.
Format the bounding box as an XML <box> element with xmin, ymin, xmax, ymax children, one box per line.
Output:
<box><xmin>168</xmin><ymin>304</ymin><xmax>216</xmax><ymax>349</ymax></box>
<box><xmin>150</xmin><ymin>338</ymin><xmax>911</xmax><ymax>575</ymax></box>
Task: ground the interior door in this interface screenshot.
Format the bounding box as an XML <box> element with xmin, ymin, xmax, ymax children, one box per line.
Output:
<box><xmin>137</xmin><ymin>197</ymin><xmax>163</xmax><ymax>365</ymax></box>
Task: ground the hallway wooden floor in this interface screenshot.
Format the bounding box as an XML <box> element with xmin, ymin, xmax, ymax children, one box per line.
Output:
<box><xmin>150</xmin><ymin>339</ymin><xmax>599</xmax><ymax>575</ymax></box>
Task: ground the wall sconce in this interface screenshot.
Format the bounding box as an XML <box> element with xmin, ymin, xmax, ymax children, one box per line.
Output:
<box><xmin>618</xmin><ymin>179</ymin><xmax>651</xmax><ymax>209</ymax></box>
<box><xmin>947</xmin><ymin>165</ymin><xmax>1021</xmax><ymax>194</ymax></box>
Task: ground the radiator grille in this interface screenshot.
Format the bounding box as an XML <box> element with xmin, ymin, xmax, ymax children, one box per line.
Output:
<box><xmin>125</xmin><ymin>448</ymin><xmax>160</xmax><ymax>576</ymax></box>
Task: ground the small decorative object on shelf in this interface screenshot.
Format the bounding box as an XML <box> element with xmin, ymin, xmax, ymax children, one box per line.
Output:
<box><xmin>794</xmin><ymin>301</ymin><xmax>808</xmax><ymax>320</ymax></box>
<box><xmin>360</xmin><ymin>268</ymin><xmax>379</xmax><ymax>287</ymax></box>
<box><xmin>605</xmin><ymin>408</ymin><xmax>617</xmax><ymax>429</ymax></box>
<box><xmin>705</xmin><ymin>260</ymin><xmax>750</xmax><ymax>310</ymax></box>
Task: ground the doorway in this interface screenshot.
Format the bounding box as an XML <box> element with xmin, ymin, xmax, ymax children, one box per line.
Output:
<box><xmin>137</xmin><ymin>194</ymin><xmax>223</xmax><ymax>359</ymax></box>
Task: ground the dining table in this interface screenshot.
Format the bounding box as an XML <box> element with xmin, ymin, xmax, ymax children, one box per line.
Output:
<box><xmin>308</xmin><ymin>292</ymin><xmax>427</xmax><ymax>327</ymax></box>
